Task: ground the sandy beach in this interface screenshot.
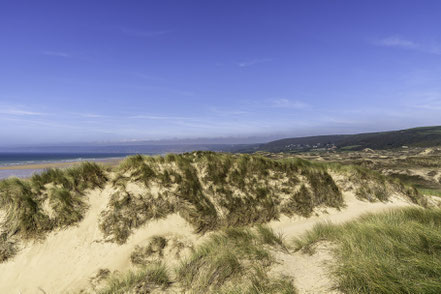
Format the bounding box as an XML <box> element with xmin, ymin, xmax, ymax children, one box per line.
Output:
<box><xmin>0</xmin><ymin>158</ymin><xmax>122</xmax><ymax>170</ymax></box>
<box><xmin>0</xmin><ymin>158</ymin><xmax>124</xmax><ymax>179</ymax></box>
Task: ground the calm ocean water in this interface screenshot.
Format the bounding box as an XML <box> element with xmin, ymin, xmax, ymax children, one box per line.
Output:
<box><xmin>0</xmin><ymin>152</ymin><xmax>134</xmax><ymax>179</ymax></box>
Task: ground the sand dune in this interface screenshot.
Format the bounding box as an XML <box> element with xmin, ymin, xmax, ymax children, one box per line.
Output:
<box><xmin>0</xmin><ymin>188</ymin><xmax>415</xmax><ymax>293</ymax></box>
<box><xmin>0</xmin><ymin>153</ymin><xmax>434</xmax><ymax>293</ymax></box>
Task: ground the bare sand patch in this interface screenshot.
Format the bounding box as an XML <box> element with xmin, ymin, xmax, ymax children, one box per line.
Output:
<box><xmin>272</xmin><ymin>241</ymin><xmax>340</xmax><ymax>294</ymax></box>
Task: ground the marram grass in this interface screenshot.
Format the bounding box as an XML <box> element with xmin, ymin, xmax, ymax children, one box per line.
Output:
<box><xmin>96</xmin><ymin>226</ymin><xmax>296</xmax><ymax>294</ymax></box>
<box><xmin>293</xmin><ymin>207</ymin><xmax>441</xmax><ymax>294</ymax></box>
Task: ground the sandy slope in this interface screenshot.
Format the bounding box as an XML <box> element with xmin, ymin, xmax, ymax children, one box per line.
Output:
<box><xmin>268</xmin><ymin>191</ymin><xmax>412</xmax><ymax>236</ymax></box>
<box><xmin>0</xmin><ymin>186</ymin><xmax>198</xmax><ymax>294</ymax></box>
<box><xmin>268</xmin><ymin>192</ymin><xmax>413</xmax><ymax>294</ymax></box>
<box><xmin>0</xmin><ymin>187</ymin><xmax>416</xmax><ymax>293</ymax></box>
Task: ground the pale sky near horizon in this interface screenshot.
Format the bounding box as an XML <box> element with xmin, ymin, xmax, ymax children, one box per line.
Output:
<box><xmin>1</xmin><ymin>0</ymin><xmax>441</xmax><ymax>145</ymax></box>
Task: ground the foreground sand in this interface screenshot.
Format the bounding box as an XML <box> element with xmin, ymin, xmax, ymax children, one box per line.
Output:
<box><xmin>0</xmin><ymin>185</ymin><xmax>415</xmax><ymax>293</ymax></box>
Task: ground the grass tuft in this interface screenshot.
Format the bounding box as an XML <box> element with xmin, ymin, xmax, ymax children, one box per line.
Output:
<box><xmin>48</xmin><ymin>187</ymin><xmax>87</xmax><ymax>228</ymax></box>
<box><xmin>293</xmin><ymin>207</ymin><xmax>441</xmax><ymax>293</ymax></box>
<box><xmin>98</xmin><ymin>262</ymin><xmax>171</xmax><ymax>294</ymax></box>
<box><xmin>176</xmin><ymin>226</ymin><xmax>295</xmax><ymax>293</ymax></box>
<box><xmin>0</xmin><ymin>233</ymin><xmax>17</xmax><ymax>263</ymax></box>
<box><xmin>130</xmin><ymin>235</ymin><xmax>168</xmax><ymax>265</ymax></box>
<box><xmin>0</xmin><ymin>162</ymin><xmax>108</xmax><ymax>251</ymax></box>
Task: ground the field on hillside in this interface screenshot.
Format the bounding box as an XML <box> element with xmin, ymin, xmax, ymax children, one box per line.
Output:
<box><xmin>0</xmin><ymin>151</ymin><xmax>440</xmax><ymax>293</ymax></box>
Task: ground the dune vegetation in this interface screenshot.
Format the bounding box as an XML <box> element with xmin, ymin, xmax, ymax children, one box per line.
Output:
<box><xmin>0</xmin><ymin>151</ymin><xmax>435</xmax><ymax>293</ymax></box>
<box><xmin>101</xmin><ymin>152</ymin><xmax>349</xmax><ymax>244</ymax></box>
<box><xmin>293</xmin><ymin>207</ymin><xmax>441</xmax><ymax>294</ymax></box>
<box><xmin>97</xmin><ymin>225</ymin><xmax>296</xmax><ymax>294</ymax></box>
<box><xmin>0</xmin><ymin>162</ymin><xmax>107</xmax><ymax>261</ymax></box>
<box><xmin>100</xmin><ymin>152</ymin><xmax>425</xmax><ymax>245</ymax></box>
<box><xmin>0</xmin><ymin>153</ymin><xmax>427</xmax><ymax>252</ymax></box>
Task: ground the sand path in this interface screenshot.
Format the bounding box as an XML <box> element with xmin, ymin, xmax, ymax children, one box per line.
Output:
<box><xmin>268</xmin><ymin>192</ymin><xmax>413</xmax><ymax>294</ymax></box>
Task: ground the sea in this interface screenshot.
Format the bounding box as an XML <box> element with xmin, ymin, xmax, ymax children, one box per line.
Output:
<box><xmin>0</xmin><ymin>152</ymin><xmax>135</xmax><ymax>180</ymax></box>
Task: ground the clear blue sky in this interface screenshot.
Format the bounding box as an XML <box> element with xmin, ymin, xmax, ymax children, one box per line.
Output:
<box><xmin>1</xmin><ymin>0</ymin><xmax>441</xmax><ymax>145</ymax></box>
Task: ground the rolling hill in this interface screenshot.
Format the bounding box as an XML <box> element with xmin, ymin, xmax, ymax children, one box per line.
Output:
<box><xmin>257</xmin><ymin>126</ymin><xmax>441</xmax><ymax>152</ymax></box>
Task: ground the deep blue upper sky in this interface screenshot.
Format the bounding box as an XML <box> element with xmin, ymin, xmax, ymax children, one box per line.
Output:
<box><xmin>1</xmin><ymin>0</ymin><xmax>441</xmax><ymax>145</ymax></box>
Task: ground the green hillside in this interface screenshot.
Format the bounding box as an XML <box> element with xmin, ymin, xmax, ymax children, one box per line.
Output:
<box><xmin>258</xmin><ymin>126</ymin><xmax>441</xmax><ymax>152</ymax></box>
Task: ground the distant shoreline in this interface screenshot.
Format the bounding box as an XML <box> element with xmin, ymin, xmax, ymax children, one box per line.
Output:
<box><xmin>0</xmin><ymin>157</ymin><xmax>123</xmax><ymax>171</ymax></box>
<box><xmin>0</xmin><ymin>157</ymin><xmax>125</xmax><ymax>180</ymax></box>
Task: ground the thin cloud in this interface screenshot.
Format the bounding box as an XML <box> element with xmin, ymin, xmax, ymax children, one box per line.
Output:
<box><xmin>209</xmin><ymin>107</ymin><xmax>249</xmax><ymax>116</ymax></box>
<box><xmin>42</xmin><ymin>51</ymin><xmax>72</xmax><ymax>58</ymax></box>
<box><xmin>0</xmin><ymin>107</ymin><xmax>47</xmax><ymax>116</ymax></box>
<box><xmin>119</xmin><ymin>27</ymin><xmax>173</xmax><ymax>38</ymax></box>
<box><xmin>238</xmin><ymin>58</ymin><xmax>272</xmax><ymax>67</ymax></box>
<box><xmin>373</xmin><ymin>36</ymin><xmax>441</xmax><ymax>55</ymax></box>
<box><xmin>71</xmin><ymin>113</ymin><xmax>108</xmax><ymax>118</ymax></box>
<box><xmin>271</xmin><ymin>98</ymin><xmax>309</xmax><ymax>109</ymax></box>
<box><xmin>129</xmin><ymin>115</ymin><xmax>193</xmax><ymax>120</ymax></box>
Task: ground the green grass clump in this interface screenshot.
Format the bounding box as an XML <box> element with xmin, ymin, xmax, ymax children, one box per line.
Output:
<box><xmin>0</xmin><ymin>233</ymin><xmax>17</xmax><ymax>263</ymax></box>
<box><xmin>0</xmin><ymin>178</ymin><xmax>50</xmax><ymax>238</ymax></box>
<box><xmin>97</xmin><ymin>226</ymin><xmax>295</xmax><ymax>293</ymax></box>
<box><xmin>418</xmin><ymin>188</ymin><xmax>441</xmax><ymax>197</ymax></box>
<box><xmin>130</xmin><ymin>235</ymin><xmax>168</xmax><ymax>265</ymax></box>
<box><xmin>98</xmin><ymin>262</ymin><xmax>171</xmax><ymax>294</ymax></box>
<box><xmin>31</xmin><ymin>162</ymin><xmax>108</xmax><ymax>193</ymax></box>
<box><xmin>355</xmin><ymin>184</ymin><xmax>388</xmax><ymax>202</ymax></box>
<box><xmin>99</xmin><ymin>191</ymin><xmax>174</xmax><ymax>244</ymax></box>
<box><xmin>0</xmin><ymin>162</ymin><xmax>108</xmax><ymax>251</ymax></box>
<box><xmin>48</xmin><ymin>187</ymin><xmax>87</xmax><ymax>228</ymax></box>
<box><xmin>256</xmin><ymin>224</ymin><xmax>288</xmax><ymax>252</ymax></box>
<box><xmin>220</xmin><ymin>268</ymin><xmax>296</xmax><ymax>294</ymax></box>
<box><xmin>293</xmin><ymin>207</ymin><xmax>441</xmax><ymax>294</ymax></box>
<box><xmin>177</xmin><ymin>226</ymin><xmax>295</xmax><ymax>293</ymax></box>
